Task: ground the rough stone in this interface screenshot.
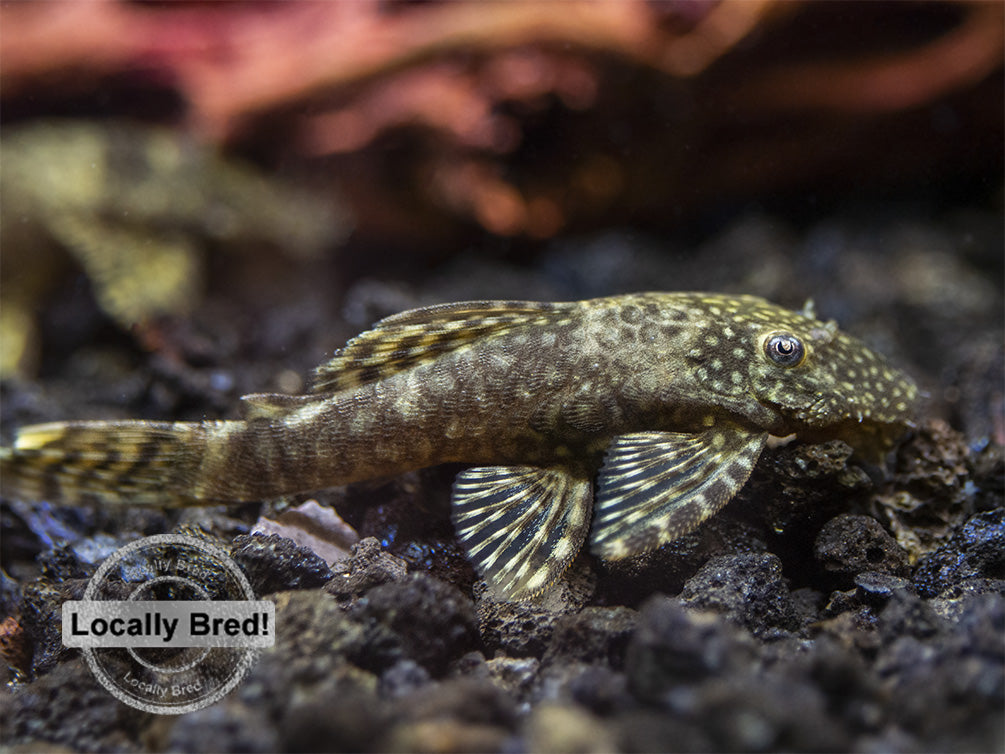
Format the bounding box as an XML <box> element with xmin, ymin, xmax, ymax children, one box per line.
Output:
<box><xmin>680</xmin><ymin>552</ymin><xmax>801</xmax><ymax>634</ymax></box>
<box><xmin>3</xmin><ymin>659</ymin><xmax>149</xmax><ymax>752</ymax></box>
<box><xmin>913</xmin><ymin>509</ymin><xmax>1005</xmax><ymax>598</ymax></box>
<box><xmin>478</xmin><ymin>599</ymin><xmax>562</xmax><ymax>658</ymax></box>
<box><xmin>277</xmin><ymin>670</ymin><xmax>388</xmax><ymax>753</ymax></box>
<box><xmin>164</xmin><ymin>701</ymin><xmax>279</xmax><ymax>753</ymax></box>
<box><xmin>350</xmin><ymin>572</ymin><xmax>479</xmax><ymax>676</ymax></box>
<box><xmin>324</xmin><ymin>537</ymin><xmax>409</xmax><ymax>602</ymax></box>
<box><xmin>392</xmin><ymin>676</ymin><xmax>518</xmax><ymax>728</ymax></box>
<box><xmin>814</xmin><ymin>514</ymin><xmax>911</xmax><ymax>587</ymax></box>
<box><xmin>872</xmin><ymin>420</ymin><xmax>974</xmax><ymax>560</ymax></box>
<box><xmin>875</xmin><ymin>593</ymin><xmax>1004</xmax><ymax>752</ymax></box>
<box><xmin>17</xmin><ymin>577</ymin><xmax>87</xmax><ymax>677</ymax></box>
<box><xmin>625</xmin><ymin>596</ymin><xmax>756</xmax><ymax>703</ymax></box>
<box><xmin>543</xmin><ymin>606</ymin><xmax>638</xmax><ymax>668</ymax></box>
<box><xmin>854</xmin><ymin>571</ymin><xmax>912</xmax><ymax>608</ymax></box>
<box><xmin>230</xmin><ymin>533</ymin><xmax>333</xmax><ymax>596</ymax></box>
<box><xmin>524</xmin><ymin>702</ymin><xmax>617</xmax><ymax>754</ymax></box>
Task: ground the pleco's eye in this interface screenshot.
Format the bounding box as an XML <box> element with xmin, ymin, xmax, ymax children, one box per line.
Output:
<box><xmin>764</xmin><ymin>332</ymin><xmax>805</xmax><ymax>367</ymax></box>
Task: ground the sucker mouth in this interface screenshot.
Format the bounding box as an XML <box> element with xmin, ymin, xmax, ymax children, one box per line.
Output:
<box><xmin>761</xmin><ymin>393</ymin><xmax>838</xmax><ymax>427</ymax></box>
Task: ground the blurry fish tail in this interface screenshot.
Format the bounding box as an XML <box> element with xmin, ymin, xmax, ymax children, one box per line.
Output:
<box><xmin>1</xmin><ymin>420</ymin><xmax>218</xmax><ymax>506</ymax></box>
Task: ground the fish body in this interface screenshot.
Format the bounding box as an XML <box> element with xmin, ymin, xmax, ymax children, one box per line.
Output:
<box><xmin>0</xmin><ymin>120</ymin><xmax>348</xmax><ymax>375</ymax></box>
<box><xmin>0</xmin><ymin>293</ymin><xmax>917</xmax><ymax>598</ymax></box>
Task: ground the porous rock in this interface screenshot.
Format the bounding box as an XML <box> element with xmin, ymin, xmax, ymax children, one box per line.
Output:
<box><xmin>625</xmin><ymin>595</ymin><xmax>756</xmax><ymax>703</ymax></box>
<box><xmin>542</xmin><ymin>606</ymin><xmax>638</xmax><ymax>667</ymax></box>
<box><xmin>680</xmin><ymin>552</ymin><xmax>801</xmax><ymax>634</ymax></box>
<box><xmin>350</xmin><ymin>572</ymin><xmax>479</xmax><ymax>676</ymax></box>
<box><xmin>814</xmin><ymin>513</ymin><xmax>910</xmax><ymax>587</ymax></box>
<box><xmin>913</xmin><ymin>508</ymin><xmax>1005</xmax><ymax>598</ymax></box>
<box><xmin>3</xmin><ymin>659</ymin><xmax>149</xmax><ymax>752</ymax></box>
<box><xmin>17</xmin><ymin>577</ymin><xmax>87</xmax><ymax>677</ymax></box>
<box><xmin>872</xmin><ymin>420</ymin><xmax>974</xmax><ymax>559</ymax></box>
<box><xmin>750</xmin><ymin>440</ymin><xmax>872</xmax><ymax>534</ymax></box>
<box><xmin>324</xmin><ymin>536</ymin><xmax>408</xmax><ymax>602</ymax></box>
<box><xmin>477</xmin><ymin>599</ymin><xmax>562</xmax><ymax>658</ymax></box>
<box><xmin>230</xmin><ymin>533</ymin><xmax>333</xmax><ymax>596</ymax></box>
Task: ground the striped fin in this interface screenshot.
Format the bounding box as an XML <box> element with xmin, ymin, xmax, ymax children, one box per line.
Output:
<box><xmin>589</xmin><ymin>425</ymin><xmax>767</xmax><ymax>560</ymax></box>
<box><xmin>312</xmin><ymin>300</ymin><xmax>573</xmax><ymax>393</ymax></box>
<box><xmin>451</xmin><ymin>465</ymin><xmax>591</xmax><ymax>600</ymax></box>
<box><xmin>0</xmin><ymin>421</ymin><xmax>210</xmax><ymax>506</ymax></box>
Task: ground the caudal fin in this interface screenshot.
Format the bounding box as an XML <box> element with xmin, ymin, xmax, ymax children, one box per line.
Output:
<box><xmin>1</xmin><ymin>421</ymin><xmax>212</xmax><ymax>506</ymax></box>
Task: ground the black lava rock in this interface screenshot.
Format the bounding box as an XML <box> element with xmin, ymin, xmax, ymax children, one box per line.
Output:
<box><xmin>625</xmin><ymin>595</ymin><xmax>756</xmax><ymax>702</ymax></box>
<box><xmin>875</xmin><ymin>593</ymin><xmax>1004</xmax><ymax>751</ymax></box>
<box><xmin>854</xmin><ymin>571</ymin><xmax>912</xmax><ymax>608</ymax></box>
<box><xmin>17</xmin><ymin>577</ymin><xmax>87</xmax><ymax>677</ymax></box>
<box><xmin>3</xmin><ymin>659</ymin><xmax>150</xmax><ymax>752</ymax></box>
<box><xmin>36</xmin><ymin>543</ymin><xmax>95</xmax><ymax>582</ymax></box>
<box><xmin>165</xmin><ymin>701</ymin><xmax>280</xmax><ymax>753</ymax></box>
<box><xmin>230</xmin><ymin>533</ymin><xmax>333</xmax><ymax>596</ymax></box>
<box><xmin>478</xmin><ymin>599</ymin><xmax>563</xmax><ymax>658</ymax></box>
<box><xmin>543</xmin><ymin>606</ymin><xmax>638</xmax><ymax>668</ymax></box>
<box><xmin>814</xmin><ymin>513</ymin><xmax>911</xmax><ymax>588</ymax></box>
<box><xmin>277</xmin><ymin>671</ymin><xmax>389</xmax><ymax>753</ymax></box>
<box><xmin>350</xmin><ymin>572</ymin><xmax>479</xmax><ymax>676</ymax></box>
<box><xmin>324</xmin><ymin>537</ymin><xmax>408</xmax><ymax>602</ymax></box>
<box><xmin>680</xmin><ymin>552</ymin><xmax>801</xmax><ymax>634</ymax></box>
<box><xmin>914</xmin><ymin>508</ymin><xmax>1005</xmax><ymax>598</ymax></box>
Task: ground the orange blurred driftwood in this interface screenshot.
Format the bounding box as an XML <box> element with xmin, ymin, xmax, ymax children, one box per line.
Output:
<box><xmin>1</xmin><ymin>0</ymin><xmax>1001</xmax><ymax>242</ymax></box>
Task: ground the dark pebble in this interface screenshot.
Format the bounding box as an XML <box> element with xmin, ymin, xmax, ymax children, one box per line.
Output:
<box><xmin>350</xmin><ymin>572</ymin><xmax>479</xmax><ymax>676</ymax></box>
<box><xmin>680</xmin><ymin>552</ymin><xmax>801</xmax><ymax>634</ymax></box>
<box><xmin>625</xmin><ymin>595</ymin><xmax>756</xmax><ymax>702</ymax></box>
<box><xmin>543</xmin><ymin>606</ymin><xmax>638</xmax><ymax>668</ymax></box>
<box><xmin>914</xmin><ymin>508</ymin><xmax>1005</xmax><ymax>598</ymax></box>
<box><xmin>324</xmin><ymin>536</ymin><xmax>408</xmax><ymax>602</ymax></box>
<box><xmin>814</xmin><ymin>513</ymin><xmax>910</xmax><ymax>587</ymax></box>
<box><xmin>230</xmin><ymin>533</ymin><xmax>333</xmax><ymax>596</ymax></box>
<box><xmin>854</xmin><ymin>571</ymin><xmax>911</xmax><ymax>607</ymax></box>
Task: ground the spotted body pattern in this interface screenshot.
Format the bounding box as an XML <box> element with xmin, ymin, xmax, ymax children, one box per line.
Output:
<box><xmin>0</xmin><ymin>293</ymin><xmax>917</xmax><ymax>599</ymax></box>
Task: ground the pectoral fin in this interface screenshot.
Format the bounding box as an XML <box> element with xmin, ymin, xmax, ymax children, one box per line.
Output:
<box><xmin>452</xmin><ymin>465</ymin><xmax>591</xmax><ymax>600</ymax></box>
<box><xmin>590</xmin><ymin>425</ymin><xmax>767</xmax><ymax>559</ymax></box>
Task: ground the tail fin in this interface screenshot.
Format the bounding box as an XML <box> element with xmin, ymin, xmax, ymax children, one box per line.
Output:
<box><xmin>1</xmin><ymin>421</ymin><xmax>213</xmax><ymax>506</ymax></box>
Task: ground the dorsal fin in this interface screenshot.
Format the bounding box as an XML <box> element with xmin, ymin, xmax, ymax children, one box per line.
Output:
<box><xmin>239</xmin><ymin>393</ymin><xmax>314</xmax><ymax>420</ymax></box>
<box><xmin>311</xmin><ymin>300</ymin><xmax>573</xmax><ymax>393</ymax></box>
